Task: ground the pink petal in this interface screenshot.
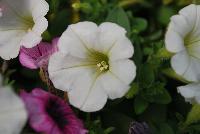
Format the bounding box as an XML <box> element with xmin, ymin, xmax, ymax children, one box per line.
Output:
<box><xmin>31</xmin><ymin>88</ymin><xmax>50</xmax><ymax>101</ymax></box>
<box><xmin>30</xmin><ymin>114</ymin><xmax>57</xmax><ymax>134</ymax></box>
<box><xmin>20</xmin><ymin>90</ymin><xmax>45</xmax><ymax>114</ymax></box>
<box><xmin>19</xmin><ymin>48</ymin><xmax>39</xmax><ymax>69</ymax></box>
<box><xmin>19</xmin><ymin>38</ymin><xmax>59</xmax><ymax>69</ymax></box>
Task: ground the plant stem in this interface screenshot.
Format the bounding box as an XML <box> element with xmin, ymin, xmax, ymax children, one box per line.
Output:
<box><xmin>71</xmin><ymin>0</ymin><xmax>80</xmax><ymax>23</ymax></box>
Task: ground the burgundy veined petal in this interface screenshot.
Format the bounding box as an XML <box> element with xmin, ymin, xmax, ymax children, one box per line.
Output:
<box><xmin>20</xmin><ymin>88</ymin><xmax>87</xmax><ymax>134</ymax></box>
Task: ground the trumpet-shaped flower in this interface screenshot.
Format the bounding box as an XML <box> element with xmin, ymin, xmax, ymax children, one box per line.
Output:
<box><xmin>0</xmin><ymin>75</ymin><xmax>27</xmax><ymax>134</ymax></box>
<box><xmin>48</xmin><ymin>21</ymin><xmax>136</xmax><ymax>112</ymax></box>
<box><xmin>20</xmin><ymin>88</ymin><xmax>87</xmax><ymax>134</ymax></box>
<box><xmin>165</xmin><ymin>4</ymin><xmax>200</xmax><ymax>82</ymax></box>
<box><xmin>0</xmin><ymin>0</ymin><xmax>49</xmax><ymax>60</ymax></box>
<box><xmin>19</xmin><ymin>38</ymin><xmax>59</xmax><ymax>69</ymax></box>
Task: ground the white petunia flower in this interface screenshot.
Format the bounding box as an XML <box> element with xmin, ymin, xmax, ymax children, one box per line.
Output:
<box><xmin>178</xmin><ymin>83</ymin><xmax>200</xmax><ymax>104</ymax></box>
<box><xmin>0</xmin><ymin>75</ymin><xmax>27</xmax><ymax>134</ymax></box>
<box><xmin>165</xmin><ymin>4</ymin><xmax>200</xmax><ymax>82</ymax></box>
<box><xmin>0</xmin><ymin>0</ymin><xmax>49</xmax><ymax>60</ymax></box>
<box><xmin>48</xmin><ymin>21</ymin><xmax>136</xmax><ymax>112</ymax></box>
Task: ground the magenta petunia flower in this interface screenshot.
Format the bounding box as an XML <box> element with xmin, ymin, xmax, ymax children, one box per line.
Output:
<box><xmin>20</xmin><ymin>88</ymin><xmax>87</xmax><ymax>134</ymax></box>
<box><xmin>19</xmin><ymin>38</ymin><xmax>59</xmax><ymax>69</ymax></box>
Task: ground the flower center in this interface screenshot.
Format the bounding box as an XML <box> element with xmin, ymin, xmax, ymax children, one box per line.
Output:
<box><xmin>97</xmin><ymin>61</ymin><xmax>109</xmax><ymax>72</ymax></box>
<box><xmin>21</xmin><ymin>15</ymin><xmax>34</xmax><ymax>31</ymax></box>
<box><xmin>46</xmin><ymin>98</ymin><xmax>68</xmax><ymax>129</ymax></box>
<box><xmin>88</xmin><ymin>50</ymin><xmax>109</xmax><ymax>73</ymax></box>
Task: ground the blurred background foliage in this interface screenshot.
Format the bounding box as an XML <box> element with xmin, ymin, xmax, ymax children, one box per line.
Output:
<box><xmin>2</xmin><ymin>0</ymin><xmax>200</xmax><ymax>134</ymax></box>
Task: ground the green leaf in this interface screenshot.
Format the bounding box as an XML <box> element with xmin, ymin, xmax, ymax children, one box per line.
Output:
<box><xmin>126</xmin><ymin>83</ymin><xmax>139</xmax><ymax>99</ymax></box>
<box><xmin>185</xmin><ymin>104</ymin><xmax>200</xmax><ymax>126</ymax></box>
<box><xmin>139</xmin><ymin>63</ymin><xmax>155</xmax><ymax>88</ymax></box>
<box><xmin>132</xmin><ymin>17</ymin><xmax>148</xmax><ymax>33</ymax></box>
<box><xmin>49</xmin><ymin>9</ymin><xmax>70</xmax><ymax>36</ymax></box>
<box><xmin>153</xmin><ymin>88</ymin><xmax>172</xmax><ymax>104</ymax></box>
<box><xmin>50</xmin><ymin>0</ymin><xmax>60</xmax><ymax>13</ymax></box>
<box><xmin>157</xmin><ymin>6</ymin><xmax>176</xmax><ymax>26</ymax></box>
<box><xmin>106</xmin><ymin>7</ymin><xmax>131</xmax><ymax>33</ymax></box>
<box><xmin>104</xmin><ymin>127</ymin><xmax>115</xmax><ymax>134</ymax></box>
<box><xmin>102</xmin><ymin>110</ymin><xmax>133</xmax><ymax>134</ymax></box>
<box><xmin>159</xmin><ymin>123</ymin><xmax>174</xmax><ymax>134</ymax></box>
<box><xmin>142</xmin><ymin>82</ymin><xmax>171</xmax><ymax>104</ymax></box>
<box><xmin>134</xmin><ymin>96</ymin><xmax>149</xmax><ymax>114</ymax></box>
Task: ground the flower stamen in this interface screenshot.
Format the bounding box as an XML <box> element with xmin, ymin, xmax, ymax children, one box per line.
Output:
<box><xmin>97</xmin><ymin>61</ymin><xmax>109</xmax><ymax>72</ymax></box>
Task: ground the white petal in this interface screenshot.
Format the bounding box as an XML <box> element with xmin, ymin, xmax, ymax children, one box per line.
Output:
<box><xmin>21</xmin><ymin>17</ymin><xmax>48</xmax><ymax>48</ymax></box>
<box><xmin>69</xmin><ymin>21</ymin><xmax>98</xmax><ymax>48</ymax></box>
<box><xmin>20</xmin><ymin>31</ymin><xmax>42</xmax><ymax>48</ymax></box>
<box><xmin>169</xmin><ymin>15</ymin><xmax>191</xmax><ymax>37</ymax></box>
<box><xmin>190</xmin><ymin>6</ymin><xmax>200</xmax><ymax>41</ymax></box>
<box><xmin>109</xmin><ymin>59</ymin><xmax>136</xmax><ymax>85</ymax></box>
<box><xmin>0</xmin><ymin>1</ymin><xmax>24</xmax><ymax>30</ymax></box>
<box><xmin>48</xmin><ymin>52</ymin><xmax>95</xmax><ymax>91</ymax></box>
<box><xmin>179</xmin><ymin>4</ymin><xmax>196</xmax><ymax>28</ymax></box>
<box><xmin>109</xmin><ymin>37</ymin><xmax>134</xmax><ymax>61</ymax></box>
<box><xmin>32</xmin><ymin>17</ymin><xmax>48</xmax><ymax>35</ymax></box>
<box><xmin>179</xmin><ymin>4</ymin><xmax>200</xmax><ymax>41</ymax></box>
<box><xmin>95</xmin><ymin>22</ymin><xmax>127</xmax><ymax>52</ymax></box>
<box><xmin>165</xmin><ymin>28</ymin><xmax>185</xmax><ymax>53</ymax></box>
<box><xmin>68</xmin><ymin>73</ymin><xmax>107</xmax><ymax>112</ymax></box>
<box><xmin>187</xmin><ymin>41</ymin><xmax>200</xmax><ymax>59</ymax></box>
<box><xmin>183</xmin><ymin>57</ymin><xmax>200</xmax><ymax>82</ymax></box>
<box><xmin>99</xmin><ymin>71</ymin><xmax>130</xmax><ymax>99</ymax></box>
<box><xmin>29</xmin><ymin>0</ymin><xmax>49</xmax><ymax>20</ymax></box>
<box><xmin>178</xmin><ymin>83</ymin><xmax>200</xmax><ymax>103</ymax></box>
<box><xmin>1</xmin><ymin>0</ymin><xmax>31</xmax><ymax>19</ymax></box>
<box><xmin>0</xmin><ymin>87</ymin><xmax>27</xmax><ymax>134</ymax></box>
<box><xmin>171</xmin><ymin>51</ymin><xmax>200</xmax><ymax>82</ymax></box>
<box><xmin>171</xmin><ymin>51</ymin><xmax>189</xmax><ymax>76</ymax></box>
<box><xmin>58</xmin><ymin>22</ymin><xmax>98</xmax><ymax>57</ymax></box>
<box><xmin>0</xmin><ymin>30</ymin><xmax>24</xmax><ymax>60</ymax></box>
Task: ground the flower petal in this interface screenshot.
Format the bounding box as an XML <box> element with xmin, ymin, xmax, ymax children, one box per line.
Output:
<box><xmin>58</xmin><ymin>21</ymin><xmax>98</xmax><ymax>57</ymax></box>
<box><xmin>109</xmin><ymin>59</ymin><xmax>136</xmax><ymax>85</ymax></box>
<box><xmin>95</xmin><ymin>22</ymin><xmax>126</xmax><ymax>52</ymax></box>
<box><xmin>0</xmin><ymin>30</ymin><xmax>23</xmax><ymax>60</ymax></box>
<box><xmin>19</xmin><ymin>46</ymin><xmax>43</xmax><ymax>69</ymax></box>
<box><xmin>165</xmin><ymin>28</ymin><xmax>185</xmax><ymax>53</ymax></box>
<box><xmin>178</xmin><ymin>83</ymin><xmax>200</xmax><ymax>103</ymax></box>
<box><xmin>99</xmin><ymin>71</ymin><xmax>130</xmax><ymax>99</ymax></box>
<box><xmin>19</xmin><ymin>38</ymin><xmax>58</xmax><ymax>69</ymax></box>
<box><xmin>48</xmin><ymin>52</ymin><xmax>95</xmax><ymax>91</ymax></box>
<box><xmin>29</xmin><ymin>114</ymin><xmax>57</xmax><ymax>134</ymax></box>
<box><xmin>169</xmin><ymin>15</ymin><xmax>191</xmax><ymax>37</ymax></box>
<box><xmin>20</xmin><ymin>90</ymin><xmax>45</xmax><ymax>114</ymax></box>
<box><xmin>179</xmin><ymin>4</ymin><xmax>196</xmax><ymax>28</ymax></box>
<box><xmin>68</xmin><ymin>71</ymin><xmax>107</xmax><ymax>112</ymax></box>
<box><xmin>109</xmin><ymin>37</ymin><xmax>134</xmax><ymax>61</ymax></box>
<box><xmin>0</xmin><ymin>87</ymin><xmax>27</xmax><ymax>134</ymax></box>
<box><xmin>171</xmin><ymin>50</ymin><xmax>200</xmax><ymax>82</ymax></box>
<box><xmin>20</xmin><ymin>31</ymin><xmax>42</xmax><ymax>48</ymax></box>
<box><xmin>32</xmin><ymin>17</ymin><xmax>48</xmax><ymax>35</ymax></box>
<box><xmin>29</xmin><ymin>0</ymin><xmax>49</xmax><ymax>20</ymax></box>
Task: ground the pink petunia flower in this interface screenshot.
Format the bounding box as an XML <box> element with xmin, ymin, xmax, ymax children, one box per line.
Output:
<box><xmin>20</xmin><ymin>88</ymin><xmax>87</xmax><ymax>134</ymax></box>
<box><xmin>19</xmin><ymin>38</ymin><xmax>59</xmax><ymax>69</ymax></box>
